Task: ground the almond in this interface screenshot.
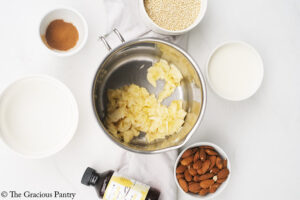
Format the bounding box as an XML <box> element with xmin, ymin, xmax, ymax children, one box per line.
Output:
<box><xmin>216</xmin><ymin>157</ymin><xmax>223</xmax><ymax>169</ymax></box>
<box><xmin>209</xmin><ymin>183</ymin><xmax>220</xmax><ymax>193</ymax></box>
<box><xmin>178</xmin><ymin>178</ymin><xmax>188</xmax><ymax>192</ymax></box>
<box><xmin>197</xmin><ymin>169</ymin><xmax>203</xmax><ymax>175</ymax></box>
<box><xmin>188</xmin><ymin>182</ymin><xmax>201</xmax><ymax>193</ymax></box>
<box><xmin>199</xmin><ymin>188</ymin><xmax>208</xmax><ymax>196</ymax></box>
<box><xmin>205</xmin><ymin>149</ymin><xmax>218</xmax><ymax>156</ymax></box>
<box><xmin>176</xmin><ymin>164</ymin><xmax>186</xmax><ymax>173</ymax></box>
<box><xmin>216</xmin><ymin>178</ymin><xmax>226</xmax><ymax>183</ymax></box>
<box><xmin>193</xmin><ymin>175</ymin><xmax>201</xmax><ymax>182</ymax></box>
<box><xmin>182</xmin><ymin>149</ymin><xmax>193</xmax><ymax>158</ymax></box>
<box><xmin>199</xmin><ymin>173</ymin><xmax>214</xmax><ymax>181</ymax></box>
<box><xmin>217</xmin><ymin>168</ymin><xmax>229</xmax><ymax>179</ymax></box>
<box><xmin>193</xmin><ymin>150</ymin><xmax>200</xmax><ymax>162</ymax></box>
<box><xmin>176</xmin><ymin>173</ymin><xmax>184</xmax><ymax>179</ymax></box>
<box><xmin>199</xmin><ymin>148</ymin><xmax>206</xmax><ymax>161</ymax></box>
<box><xmin>181</xmin><ymin>156</ymin><xmax>193</xmax><ymax>166</ymax></box>
<box><xmin>201</xmin><ymin>159</ymin><xmax>211</xmax><ymax>174</ymax></box>
<box><xmin>193</xmin><ymin>160</ymin><xmax>202</xmax><ymax>170</ymax></box>
<box><xmin>184</xmin><ymin>169</ymin><xmax>192</xmax><ymax>182</ymax></box>
<box><xmin>200</xmin><ymin>179</ymin><xmax>214</xmax><ymax>189</ymax></box>
<box><xmin>208</xmin><ymin>156</ymin><xmax>216</xmax><ymax>170</ymax></box>
<box><xmin>210</xmin><ymin>167</ymin><xmax>220</xmax><ymax>174</ymax></box>
<box><xmin>188</xmin><ymin>168</ymin><xmax>198</xmax><ymax>176</ymax></box>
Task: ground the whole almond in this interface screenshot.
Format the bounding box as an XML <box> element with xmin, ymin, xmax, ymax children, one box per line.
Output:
<box><xmin>184</xmin><ymin>169</ymin><xmax>192</xmax><ymax>182</ymax></box>
<box><xmin>188</xmin><ymin>182</ymin><xmax>201</xmax><ymax>193</ymax></box>
<box><xmin>200</xmin><ymin>179</ymin><xmax>214</xmax><ymax>189</ymax></box>
<box><xmin>216</xmin><ymin>178</ymin><xmax>226</xmax><ymax>183</ymax></box>
<box><xmin>199</xmin><ymin>148</ymin><xmax>206</xmax><ymax>161</ymax></box>
<box><xmin>193</xmin><ymin>175</ymin><xmax>201</xmax><ymax>182</ymax></box>
<box><xmin>176</xmin><ymin>173</ymin><xmax>184</xmax><ymax>179</ymax></box>
<box><xmin>201</xmin><ymin>160</ymin><xmax>211</xmax><ymax>174</ymax></box>
<box><xmin>205</xmin><ymin>149</ymin><xmax>218</xmax><ymax>156</ymax></box>
<box><xmin>209</xmin><ymin>183</ymin><xmax>220</xmax><ymax>193</ymax></box>
<box><xmin>182</xmin><ymin>149</ymin><xmax>193</xmax><ymax>158</ymax></box>
<box><xmin>210</xmin><ymin>167</ymin><xmax>220</xmax><ymax>174</ymax></box>
<box><xmin>176</xmin><ymin>164</ymin><xmax>186</xmax><ymax>174</ymax></box>
<box><xmin>188</xmin><ymin>168</ymin><xmax>198</xmax><ymax>176</ymax></box>
<box><xmin>181</xmin><ymin>156</ymin><xmax>193</xmax><ymax>166</ymax></box>
<box><xmin>199</xmin><ymin>173</ymin><xmax>214</xmax><ymax>181</ymax></box>
<box><xmin>193</xmin><ymin>160</ymin><xmax>202</xmax><ymax>170</ymax></box>
<box><xmin>216</xmin><ymin>157</ymin><xmax>223</xmax><ymax>169</ymax></box>
<box><xmin>208</xmin><ymin>156</ymin><xmax>216</xmax><ymax>170</ymax></box>
<box><xmin>178</xmin><ymin>178</ymin><xmax>188</xmax><ymax>192</ymax></box>
<box><xmin>193</xmin><ymin>151</ymin><xmax>200</xmax><ymax>162</ymax></box>
<box><xmin>197</xmin><ymin>169</ymin><xmax>203</xmax><ymax>175</ymax></box>
<box><xmin>217</xmin><ymin>168</ymin><xmax>229</xmax><ymax>179</ymax></box>
<box><xmin>199</xmin><ymin>188</ymin><xmax>208</xmax><ymax>196</ymax></box>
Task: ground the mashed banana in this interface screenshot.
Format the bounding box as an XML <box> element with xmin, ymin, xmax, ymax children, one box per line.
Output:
<box><xmin>105</xmin><ymin>59</ymin><xmax>186</xmax><ymax>143</ymax></box>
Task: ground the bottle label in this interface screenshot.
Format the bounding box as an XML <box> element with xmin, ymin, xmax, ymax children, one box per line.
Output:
<box><xmin>103</xmin><ymin>172</ymin><xmax>150</xmax><ymax>200</ymax></box>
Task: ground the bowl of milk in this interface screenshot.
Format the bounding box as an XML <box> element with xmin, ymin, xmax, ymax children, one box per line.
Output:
<box><xmin>206</xmin><ymin>41</ymin><xmax>264</xmax><ymax>101</ymax></box>
<box><xmin>0</xmin><ymin>75</ymin><xmax>79</xmax><ymax>158</ymax></box>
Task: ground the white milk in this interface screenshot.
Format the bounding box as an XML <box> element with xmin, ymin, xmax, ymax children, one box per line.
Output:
<box><xmin>207</xmin><ymin>42</ymin><xmax>263</xmax><ymax>101</ymax></box>
<box><xmin>0</xmin><ymin>76</ymin><xmax>78</xmax><ymax>158</ymax></box>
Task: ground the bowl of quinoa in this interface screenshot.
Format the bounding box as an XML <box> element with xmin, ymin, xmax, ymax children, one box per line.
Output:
<box><xmin>139</xmin><ymin>0</ymin><xmax>207</xmax><ymax>35</ymax></box>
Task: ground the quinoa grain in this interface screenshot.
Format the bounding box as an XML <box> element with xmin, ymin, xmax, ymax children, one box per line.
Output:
<box><xmin>144</xmin><ymin>0</ymin><xmax>201</xmax><ymax>31</ymax></box>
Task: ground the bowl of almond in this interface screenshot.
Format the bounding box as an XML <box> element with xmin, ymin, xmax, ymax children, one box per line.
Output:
<box><xmin>174</xmin><ymin>142</ymin><xmax>231</xmax><ymax>199</ymax></box>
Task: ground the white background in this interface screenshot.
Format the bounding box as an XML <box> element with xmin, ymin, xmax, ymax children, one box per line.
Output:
<box><xmin>0</xmin><ymin>0</ymin><xmax>299</xmax><ymax>200</ymax></box>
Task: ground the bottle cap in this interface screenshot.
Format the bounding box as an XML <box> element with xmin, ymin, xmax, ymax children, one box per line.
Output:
<box><xmin>81</xmin><ymin>167</ymin><xmax>96</xmax><ymax>186</ymax></box>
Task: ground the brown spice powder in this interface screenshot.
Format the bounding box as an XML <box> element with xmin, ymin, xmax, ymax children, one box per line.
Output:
<box><xmin>45</xmin><ymin>19</ymin><xmax>79</xmax><ymax>51</ymax></box>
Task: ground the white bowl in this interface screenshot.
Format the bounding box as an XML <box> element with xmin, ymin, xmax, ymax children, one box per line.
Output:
<box><xmin>139</xmin><ymin>0</ymin><xmax>207</xmax><ymax>35</ymax></box>
<box><xmin>174</xmin><ymin>142</ymin><xmax>231</xmax><ymax>199</ymax></box>
<box><xmin>206</xmin><ymin>41</ymin><xmax>264</xmax><ymax>101</ymax></box>
<box><xmin>39</xmin><ymin>7</ymin><xmax>88</xmax><ymax>56</ymax></box>
<box><xmin>0</xmin><ymin>75</ymin><xmax>79</xmax><ymax>158</ymax></box>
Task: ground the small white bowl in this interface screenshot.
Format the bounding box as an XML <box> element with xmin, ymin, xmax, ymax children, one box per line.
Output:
<box><xmin>174</xmin><ymin>142</ymin><xmax>231</xmax><ymax>199</ymax></box>
<box><xmin>39</xmin><ymin>7</ymin><xmax>88</xmax><ymax>56</ymax></box>
<box><xmin>0</xmin><ymin>75</ymin><xmax>79</xmax><ymax>159</ymax></box>
<box><xmin>206</xmin><ymin>41</ymin><xmax>264</xmax><ymax>101</ymax></box>
<box><xmin>139</xmin><ymin>0</ymin><xmax>207</xmax><ymax>35</ymax></box>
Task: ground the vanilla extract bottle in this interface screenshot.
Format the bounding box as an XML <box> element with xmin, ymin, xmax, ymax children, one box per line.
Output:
<box><xmin>81</xmin><ymin>167</ymin><xmax>160</xmax><ymax>200</ymax></box>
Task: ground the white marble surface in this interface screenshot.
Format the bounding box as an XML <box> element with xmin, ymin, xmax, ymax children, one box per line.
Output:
<box><xmin>0</xmin><ymin>0</ymin><xmax>299</xmax><ymax>200</ymax></box>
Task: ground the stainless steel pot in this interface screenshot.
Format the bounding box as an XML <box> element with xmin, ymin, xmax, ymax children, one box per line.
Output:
<box><xmin>92</xmin><ymin>29</ymin><xmax>206</xmax><ymax>153</ymax></box>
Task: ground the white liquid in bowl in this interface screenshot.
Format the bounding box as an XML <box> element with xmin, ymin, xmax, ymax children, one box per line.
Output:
<box><xmin>207</xmin><ymin>42</ymin><xmax>263</xmax><ymax>101</ymax></box>
<box><xmin>0</xmin><ymin>76</ymin><xmax>78</xmax><ymax>158</ymax></box>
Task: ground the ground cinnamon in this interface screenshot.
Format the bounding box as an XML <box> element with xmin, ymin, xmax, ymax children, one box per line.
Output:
<box><xmin>45</xmin><ymin>19</ymin><xmax>78</xmax><ymax>51</ymax></box>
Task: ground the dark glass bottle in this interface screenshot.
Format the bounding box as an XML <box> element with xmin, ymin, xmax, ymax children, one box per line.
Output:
<box><xmin>81</xmin><ymin>167</ymin><xmax>160</xmax><ymax>200</ymax></box>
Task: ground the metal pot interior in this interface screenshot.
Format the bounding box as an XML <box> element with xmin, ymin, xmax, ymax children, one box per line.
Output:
<box><xmin>92</xmin><ymin>39</ymin><xmax>206</xmax><ymax>153</ymax></box>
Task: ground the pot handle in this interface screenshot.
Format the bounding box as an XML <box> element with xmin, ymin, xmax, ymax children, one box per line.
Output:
<box><xmin>99</xmin><ymin>28</ymin><xmax>125</xmax><ymax>51</ymax></box>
